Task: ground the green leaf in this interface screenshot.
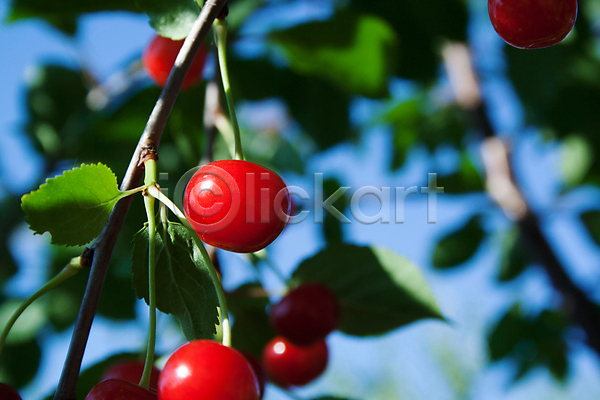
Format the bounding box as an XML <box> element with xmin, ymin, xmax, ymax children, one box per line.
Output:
<box><xmin>0</xmin><ymin>338</ymin><xmax>42</xmax><ymax>389</ymax></box>
<box><xmin>270</xmin><ymin>12</ymin><xmax>397</xmax><ymax>97</ymax></box>
<box><xmin>21</xmin><ymin>163</ymin><xmax>123</xmax><ymax>246</ymax></box>
<box><xmin>488</xmin><ymin>305</ymin><xmax>569</xmax><ymax>382</ymax></box>
<box><xmin>439</xmin><ymin>152</ymin><xmax>484</xmax><ymax>194</ymax></box>
<box><xmin>229</xmin><ymin>57</ymin><xmax>352</xmax><ymax>150</ymax></box>
<box><xmin>291</xmin><ymin>244</ymin><xmax>443</xmax><ymax>337</ymax></box>
<box><xmin>0</xmin><ymin>300</ymin><xmax>47</xmax><ymax>345</ymax></box>
<box><xmin>350</xmin><ymin>0</ymin><xmax>467</xmax><ymax>81</ymax></box>
<box><xmin>432</xmin><ymin>215</ymin><xmax>485</xmax><ymax>269</ymax></box>
<box><xmin>145</xmin><ymin>0</ymin><xmax>201</xmax><ymax>39</ymax></box>
<box><xmin>498</xmin><ymin>228</ymin><xmax>530</xmax><ymax>282</ymax></box>
<box><xmin>228</xmin><ymin>282</ymin><xmax>275</xmax><ymax>358</ymax></box>
<box><xmin>581</xmin><ymin>210</ymin><xmax>600</xmax><ymax>247</ymax></box>
<box><xmin>560</xmin><ymin>135</ymin><xmax>594</xmax><ymax>188</ymax></box>
<box><xmin>131</xmin><ymin>222</ymin><xmax>220</xmax><ymax>340</ymax></box>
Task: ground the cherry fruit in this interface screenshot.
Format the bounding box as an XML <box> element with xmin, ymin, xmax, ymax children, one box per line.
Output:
<box><xmin>142</xmin><ymin>34</ymin><xmax>208</xmax><ymax>89</ymax></box>
<box><xmin>242</xmin><ymin>351</ymin><xmax>267</xmax><ymax>399</ymax></box>
<box><xmin>184</xmin><ymin>160</ymin><xmax>290</xmax><ymax>253</ymax></box>
<box><xmin>101</xmin><ymin>360</ymin><xmax>160</xmax><ymax>390</ymax></box>
<box><xmin>262</xmin><ymin>337</ymin><xmax>328</xmax><ymax>387</ymax></box>
<box><xmin>270</xmin><ymin>283</ymin><xmax>340</xmax><ymax>346</ymax></box>
<box><xmin>488</xmin><ymin>0</ymin><xmax>577</xmax><ymax>49</ymax></box>
<box><xmin>0</xmin><ymin>382</ymin><xmax>22</xmax><ymax>400</ymax></box>
<box><xmin>158</xmin><ymin>340</ymin><xmax>260</xmax><ymax>400</ymax></box>
<box><xmin>85</xmin><ymin>378</ymin><xmax>157</xmax><ymax>400</ymax></box>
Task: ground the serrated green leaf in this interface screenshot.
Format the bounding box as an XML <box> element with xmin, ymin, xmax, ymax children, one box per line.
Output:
<box><xmin>131</xmin><ymin>222</ymin><xmax>219</xmax><ymax>340</ymax></box>
<box><xmin>432</xmin><ymin>215</ymin><xmax>485</xmax><ymax>269</ymax></box>
<box><xmin>270</xmin><ymin>12</ymin><xmax>397</xmax><ymax>97</ymax></box>
<box><xmin>498</xmin><ymin>228</ymin><xmax>530</xmax><ymax>282</ymax></box>
<box><xmin>581</xmin><ymin>210</ymin><xmax>600</xmax><ymax>247</ymax></box>
<box><xmin>291</xmin><ymin>244</ymin><xmax>443</xmax><ymax>337</ymax></box>
<box><xmin>21</xmin><ymin>164</ymin><xmax>123</xmax><ymax>246</ymax></box>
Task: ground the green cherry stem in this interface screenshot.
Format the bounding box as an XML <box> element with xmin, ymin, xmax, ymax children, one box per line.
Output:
<box><xmin>0</xmin><ymin>256</ymin><xmax>84</xmax><ymax>361</ymax></box>
<box><xmin>213</xmin><ymin>17</ymin><xmax>244</xmax><ymax>161</ymax></box>
<box><xmin>139</xmin><ymin>159</ymin><xmax>158</xmax><ymax>390</ymax></box>
<box><xmin>146</xmin><ymin>185</ymin><xmax>232</xmax><ymax>347</ymax></box>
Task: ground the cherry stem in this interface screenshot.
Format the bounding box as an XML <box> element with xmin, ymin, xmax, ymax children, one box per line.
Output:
<box><xmin>53</xmin><ymin>2</ymin><xmax>228</xmax><ymax>399</ymax></box>
<box><xmin>139</xmin><ymin>159</ymin><xmax>158</xmax><ymax>390</ymax></box>
<box><xmin>0</xmin><ymin>257</ymin><xmax>83</xmax><ymax>362</ymax></box>
<box><xmin>146</xmin><ymin>185</ymin><xmax>232</xmax><ymax>347</ymax></box>
<box><xmin>213</xmin><ymin>18</ymin><xmax>244</xmax><ymax>161</ymax></box>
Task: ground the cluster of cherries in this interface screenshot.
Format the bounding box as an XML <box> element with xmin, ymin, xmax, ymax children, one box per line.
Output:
<box><xmin>78</xmin><ymin>281</ymin><xmax>341</xmax><ymax>400</ymax></box>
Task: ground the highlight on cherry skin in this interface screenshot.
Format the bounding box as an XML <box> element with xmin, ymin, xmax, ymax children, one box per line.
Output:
<box><xmin>262</xmin><ymin>336</ymin><xmax>329</xmax><ymax>387</ymax></box>
<box><xmin>184</xmin><ymin>159</ymin><xmax>291</xmax><ymax>253</ymax></box>
<box><xmin>158</xmin><ymin>340</ymin><xmax>260</xmax><ymax>400</ymax></box>
<box><xmin>85</xmin><ymin>378</ymin><xmax>157</xmax><ymax>400</ymax></box>
<box><xmin>0</xmin><ymin>382</ymin><xmax>23</xmax><ymax>400</ymax></box>
<box><xmin>142</xmin><ymin>34</ymin><xmax>208</xmax><ymax>89</ymax></box>
<box><xmin>270</xmin><ymin>282</ymin><xmax>341</xmax><ymax>346</ymax></box>
<box><xmin>488</xmin><ymin>0</ymin><xmax>578</xmax><ymax>49</ymax></box>
<box><xmin>101</xmin><ymin>360</ymin><xmax>160</xmax><ymax>391</ymax></box>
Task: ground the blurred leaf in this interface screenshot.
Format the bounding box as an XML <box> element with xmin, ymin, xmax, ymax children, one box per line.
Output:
<box><xmin>432</xmin><ymin>215</ymin><xmax>485</xmax><ymax>269</ymax></box>
<box><xmin>0</xmin><ymin>300</ymin><xmax>47</xmax><ymax>345</ymax></box>
<box><xmin>229</xmin><ymin>57</ymin><xmax>352</xmax><ymax>149</ymax></box>
<box><xmin>0</xmin><ymin>338</ymin><xmax>41</xmax><ymax>389</ymax></box>
<box><xmin>131</xmin><ymin>222</ymin><xmax>220</xmax><ymax>340</ymax></box>
<box><xmin>7</xmin><ymin>0</ymin><xmax>200</xmax><ymax>39</ymax></box>
<box><xmin>321</xmin><ymin>178</ymin><xmax>349</xmax><ymax>245</ymax></box>
<box><xmin>21</xmin><ymin>163</ymin><xmax>123</xmax><ymax>246</ymax></box>
<box><xmin>350</xmin><ymin>0</ymin><xmax>467</xmax><ymax>81</ymax></box>
<box><xmin>228</xmin><ymin>282</ymin><xmax>275</xmax><ymax>358</ymax></box>
<box><xmin>291</xmin><ymin>244</ymin><xmax>444</xmax><ymax>337</ymax></box>
<box><xmin>439</xmin><ymin>152</ymin><xmax>484</xmax><ymax>194</ymax></box>
<box><xmin>581</xmin><ymin>210</ymin><xmax>600</xmax><ymax>247</ymax></box>
<box><xmin>488</xmin><ymin>305</ymin><xmax>569</xmax><ymax>382</ymax></box>
<box><xmin>270</xmin><ymin>12</ymin><xmax>397</xmax><ymax>97</ymax></box>
<box><xmin>24</xmin><ymin>64</ymin><xmax>89</xmax><ymax>158</ymax></box>
<box><xmin>559</xmin><ymin>135</ymin><xmax>594</xmax><ymax>188</ymax></box>
<box><xmin>498</xmin><ymin>228</ymin><xmax>530</xmax><ymax>282</ymax></box>
<box><xmin>244</xmin><ymin>131</ymin><xmax>305</xmax><ymax>175</ymax></box>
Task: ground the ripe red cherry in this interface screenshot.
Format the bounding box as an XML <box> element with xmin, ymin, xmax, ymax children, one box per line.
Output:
<box><xmin>0</xmin><ymin>383</ymin><xmax>22</xmax><ymax>400</ymax></box>
<box><xmin>262</xmin><ymin>337</ymin><xmax>328</xmax><ymax>387</ymax></box>
<box><xmin>488</xmin><ymin>0</ymin><xmax>577</xmax><ymax>49</ymax></box>
<box><xmin>241</xmin><ymin>351</ymin><xmax>267</xmax><ymax>399</ymax></box>
<box><xmin>184</xmin><ymin>160</ymin><xmax>290</xmax><ymax>253</ymax></box>
<box><xmin>85</xmin><ymin>378</ymin><xmax>157</xmax><ymax>400</ymax></box>
<box><xmin>270</xmin><ymin>283</ymin><xmax>340</xmax><ymax>346</ymax></box>
<box><xmin>101</xmin><ymin>360</ymin><xmax>160</xmax><ymax>390</ymax></box>
<box><xmin>158</xmin><ymin>340</ymin><xmax>260</xmax><ymax>400</ymax></box>
<box><xmin>142</xmin><ymin>34</ymin><xmax>208</xmax><ymax>89</ymax></box>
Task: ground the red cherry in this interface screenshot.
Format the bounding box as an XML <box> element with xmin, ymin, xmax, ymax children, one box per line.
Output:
<box><xmin>142</xmin><ymin>34</ymin><xmax>208</xmax><ymax>89</ymax></box>
<box><xmin>241</xmin><ymin>351</ymin><xmax>267</xmax><ymax>399</ymax></box>
<box><xmin>85</xmin><ymin>378</ymin><xmax>157</xmax><ymax>400</ymax></box>
<box><xmin>262</xmin><ymin>337</ymin><xmax>328</xmax><ymax>387</ymax></box>
<box><xmin>488</xmin><ymin>0</ymin><xmax>577</xmax><ymax>49</ymax></box>
<box><xmin>270</xmin><ymin>283</ymin><xmax>340</xmax><ymax>346</ymax></box>
<box><xmin>158</xmin><ymin>340</ymin><xmax>260</xmax><ymax>400</ymax></box>
<box><xmin>101</xmin><ymin>360</ymin><xmax>160</xmax><ymax>391</ymax></box>
<box><xmin>0</xmin><ymin>382</ymin><xmax>22</xmax><ymax>400</ymax></box>
<box><xmin>184</xmin><ymin>160</ymin><xmax>290</xmax><ymax>253</ymax></box>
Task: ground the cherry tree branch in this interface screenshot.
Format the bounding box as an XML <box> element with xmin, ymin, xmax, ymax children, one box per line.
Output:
<box><xmin>53</xmin><ymin>1</ymin><xmax>228</xmax><ymax>399</ymax></box>
<box><xmin>442</xmin><ymin>42</ymin><xmax>600</xmax><ymax>357</ymax></box>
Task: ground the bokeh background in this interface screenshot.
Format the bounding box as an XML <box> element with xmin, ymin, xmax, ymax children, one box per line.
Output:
<box><xmin>2</xmin><ymin>0</ymin><xmax>600</xmax><ymax>399</ymax></box>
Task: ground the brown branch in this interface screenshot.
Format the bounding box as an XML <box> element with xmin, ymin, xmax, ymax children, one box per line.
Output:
<box><xmin>53</xmin><ymin>1</ymin><xmax>228</xmax><ymax>399</ymax></box>
<box><xmin>442</xmin><ymin>42</ymin><xmax>600</xmax><ymax>356</ymax></box>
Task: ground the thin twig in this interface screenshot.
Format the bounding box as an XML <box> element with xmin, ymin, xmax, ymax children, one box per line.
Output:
<box><xmin>53</xmin><ymin>1</ymin><xmax>228</xmax><ymax>399</ymax></box>
<box><xmin>442</xmin><ymin>42</ymin><xmax>600</xmax><ymax>357</ymax></box>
